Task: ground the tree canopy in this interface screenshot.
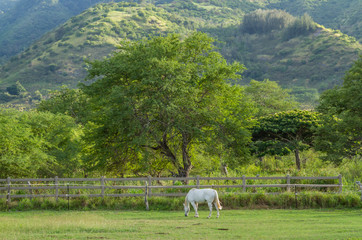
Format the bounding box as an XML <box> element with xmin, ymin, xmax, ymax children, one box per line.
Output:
<box><xmin>0</xmin><ymin>109</ymin><xmax>82</xmax><ymax>178</ymax></box>
<box><xmin>245</xmin><ymin>79</ymin><xmax>297</xmax><ymax>117</ymax></box>
<box><xmin>82</xmin><ymin>32</ymin><xmax>255</xmax><ymax>177</ymax></box>
<box><xmin>251</xmin><ymin>110</ymin><xmax>321</xmax><ymax>170</ymax></box>
<box><xmin>316</xmin><ymin>55</ymin><xmax>362</xmax><ymax>162</ymax></box>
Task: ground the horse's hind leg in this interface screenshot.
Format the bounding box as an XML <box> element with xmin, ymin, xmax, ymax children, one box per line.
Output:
<box><xmin>207</xmin><ymin>202</ymin><xmax>213</xmax><ymax>219</ymax></box>
<box><xmin>191</xmin><ymin>202</ymin><xmax>199</xmax><ymax>218</ymax></box>
<box><xmin>214</xmin><ymin>202</ymin><xmax>220</xmax><ymax>218</ymax></box>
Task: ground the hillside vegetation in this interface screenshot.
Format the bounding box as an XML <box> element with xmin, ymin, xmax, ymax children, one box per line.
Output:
<box><xmin>0</xmin><ymin>0</ymin><xmax>116</xmax><ymax>64</ymax></box>
<box><xmin>213</xmin><ymin>10</ymin><xmax>361</xmax><ymax>91</ymax></box>
<box><xmin>268</xmin><ymin>0</ymin><xmax>362</xmax><ymax>42</ymax></box>
<box><xmin>0</xmin><ymin>2</ymin><xmax>193</xmax><ymax>92</ymax></box>
<box><xmin>0</xmin><ymin>1</ymin><xmax>360</xmax><ymax>104</ymax></box>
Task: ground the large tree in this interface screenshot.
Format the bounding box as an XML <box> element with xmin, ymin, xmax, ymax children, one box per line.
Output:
<box><xmin>316</xmin><ymin>55</ymin><xmax>362</xmax><ymax>162</ymax></box>
<box><xmin>82</xmin><ymin>32</ymin><xmax>255</xmax><ymax>177</ymax></box>
<box><xmin>251</xmin><ymin>110</ymin><xmax>321</xmax><ymax>170</ymax></box>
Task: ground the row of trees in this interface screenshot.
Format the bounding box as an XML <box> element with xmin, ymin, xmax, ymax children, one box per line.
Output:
<box><xmin>242</xmin><ymin>9</ymin><xmax>294</xmax><ymax>34</ymax></box>
<box><xmin>1</xmin><ymin>33</ymin><xmax>361</xmax><ymax>178</ymax></box>
<box><xmin>241</xmin><ymin>9</ymin><xmax>317</xmax><ymax>40</ymax></box>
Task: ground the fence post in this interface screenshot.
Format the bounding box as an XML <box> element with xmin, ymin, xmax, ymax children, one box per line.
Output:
<box><xmin>338</xmin><ymin>174</ymin><xmax>342</xmax><ymax>193</ymax></box>
<box><xmin>67</xmin><ymin>183</ymin><xmax>70</xmax><ymax>210</ymax></box>
<box><xmin>242</xmin><ymin>175</ymin><xmax>246</xmax><ymax>192</ymax></box>
<box><xmin>294</xmin><ymin>185</ymin><xmax>298</xmax><ymax>209</ymax></box>
<box><xmin>145</xmin><ymin>181</ymin><xmax>149</xmax><ymax>211</ymax></box>
<box><xmin>27</xmin><ymin>181</ymin><xmax>33</xmax><ymax>200</ymax></box>
<box><xmin>287</xmin><ymin>174</ymin><xmax>291</xmax><ymax>192</ymax></box>
<box><xmin>148</xmin><ymin>176</ymin><xmax>152</xmax><ymax>197</ymax></box>
<box><xmin>55</xmin><ymin>176</ymin><xmax>59</xmax><ymax>202</ymax></box>
<box><xmin>101</xmin><ymin>176</ymin><xmax>105</xmax><ymax>198</ymax></box>
<box><xmin>254</xmin><ymin>174</ymin><xmax>259</xmax><ymax>192</ymax></box>
<box><xmin>7</xmin><ymin>177</ymin><xmax>11</xmax><ymax>203</ymax></box>
<box><xmin>196</xmin><ymin>175</ymin><xmax>200</xmax><ymax>189</ymax></box>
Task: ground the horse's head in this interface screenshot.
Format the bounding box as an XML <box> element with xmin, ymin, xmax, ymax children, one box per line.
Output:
<box><xmin>183</xmin><ymin>203</ymin><xmax>189</xmax><ymax>217</ymax></box>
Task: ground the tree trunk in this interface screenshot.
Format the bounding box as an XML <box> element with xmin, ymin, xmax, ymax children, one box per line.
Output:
<box><xmin>158</xmin><ymin>134</ymin><xmax>181</xmax><ymax>174</ymax></box>
<box><xmin>294</xmin><ymin>149</ymin><xmax>301</xmax><ymax>170</ymax></box>
<box><xmin>176</xmin><ymin>132</ymin><xmax>192</xmax><ymax>182</ymax></box>
<box><xmin>221</xmin><ymin>164</ymin><xmax>228</xmax><ymax>176</ymax></box>
<box><xmin>157</xmin><ymin>133</ymin><xmax>192</xmax><ymax>179</ymax></box>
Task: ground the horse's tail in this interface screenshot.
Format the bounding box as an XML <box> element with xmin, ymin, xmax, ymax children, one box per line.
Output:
<box><xmin>214</xmin><ymin>190</ymin><xmax>222</xmax><ymax>210</ymax></box>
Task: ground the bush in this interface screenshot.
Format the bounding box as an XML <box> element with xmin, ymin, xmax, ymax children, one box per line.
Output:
<box><xmin>6</xmin><ymin>81</ymin><xmax>27</xmax><ymax>96</ymax></box>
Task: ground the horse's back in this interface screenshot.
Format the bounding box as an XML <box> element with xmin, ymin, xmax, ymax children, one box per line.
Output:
<box><xmin>187</xmin><ymin>188</ymin><xmax>216</xmax><ymax>203</ymax></box>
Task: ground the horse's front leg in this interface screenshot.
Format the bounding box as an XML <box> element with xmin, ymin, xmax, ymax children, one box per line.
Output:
<box><xmin>207</xmin><ymin>202</ymin><xmax>213</xmax><ymax>219</ymax></box>
<box><xmin>191</xmin><ymin>202</ymin><xmax>199</xmax><ymax>218</ymax></box>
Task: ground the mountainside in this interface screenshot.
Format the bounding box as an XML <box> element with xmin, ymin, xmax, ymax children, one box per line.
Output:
<box><xmin>0</xmin><ymin>2</ymin><xmax>195</xmax><ymax>92</ymax></box>
<box><xmin>0</xmin><ymin>1</ymin><xmax>361</xmax><ymax>107</ymax></box>
<box><xmin>0</xmin><ymin>0</ymin><xmax>116</xmax><ymax>64</ymax></box>
<box><xmin>1</xmin><ymin>0</ymin><xmax>361</xmax><ymax>64</ymax></box>
<box><xmin>267</xmin><ymin>0</ymin><xmax>362</xmax><ymax>42</ymax></box>
<box><xmin>212</xmin><ymin>17</ymin><xmax>361</xmax><ymax>91</ymax></box>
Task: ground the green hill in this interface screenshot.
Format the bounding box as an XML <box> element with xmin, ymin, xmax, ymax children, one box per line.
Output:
<box><xmin>0</xmin><ymin>1</ymin><xmax>361</xmax><ymax>107</ymax></box>
<box><xmin>0</xmin><ymin>2</ymin><xmax>194</xmax><ymax>92</ymax></box>
<box><xmin>267</xmin><ymin>0</ymin><xmax>362</xmax><ymax>42</ymax></box>
<box><xmin>0</xmin><ymin>0</ymin><xmax>115</xmax><ymax>64</ymax></box>
<box><xmin>1</xmin><ymin>0</ymin><xmax>361</xmax><ymax>65</ymax></box>
<box><xmin>211</xmin><ymin>10</ymin><xmax>361</xmax><ymax>91</ymax></box>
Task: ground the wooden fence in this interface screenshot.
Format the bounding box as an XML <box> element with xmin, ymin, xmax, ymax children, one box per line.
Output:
<box><xmin>0</xmin><ymin>175</ymin><xmax>343</xmax><ymax>205</ymax></box>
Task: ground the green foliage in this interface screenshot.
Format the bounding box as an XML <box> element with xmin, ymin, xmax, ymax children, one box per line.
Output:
<box><xmin>1</xmin><ymin>192</ymin><xmax>360</xmax><ymax>211</ymax></box>
<box><xmin>0</xmin><ymin>109</ymin><xmax>49</xmax><ymax>178</ymax></box>
<box><xmin>245</xmin><ymin>79</ymin><xmax>298</xmax><ymax>117</ymax></box>
<box><xmin>282</xmin><ymin>13</ymin><xmax>317</xmax><ymax>41</ymax></box>
<box><xmin>217</xmin><ymin>20</ymin><xmax>361</xmax><ymax>92</ymax></box>
<box><xmin>82</xmin><ymin>32</ymin><xmax>254</xmax><ymax>177</ymax></box>
<box><xmin>289</xmin><ymin>86</ymin><xmax>319</xmax><ymax>109</ymax></box>
<box><xmin>316</xmin><ymin>55</ymin><xmax>362</xmax><ymax>162</ymax></box>
<box><xmin>251</xmin><ymin>110</ymin><xmax>322</xmax><ymax>170</ymax></box>
<box><xmin>0</xmin><ymin>92</ymin><xmax>18</xmax><ymax>103</ymax></box>
<box><xmin>339</xmin><ymin>157</ymin><xmax>362</xmax><ymax>183</ymax></box>
<box><xmin>6</xmin><ymin>81</ymin><xmax>27</xmax><ymax>96</ymax></box>
<box><xmin>0</xmin><ymin>109</ymin><xmax>82</xmax><ymax>178</ymax></box>
<box><xmin>37</xmin><ymin>87</ymin><xmax>89</xmax><ymax>124</ymax></box>
<box><xmin>268</xmin><ymin>0</ymin><xmax>362</xmax><ymax>42</ymax></box>
<box><xmin>241</xmin><ymin>9</ymin><xmax>294</xmax><ymax>34</ymax></box>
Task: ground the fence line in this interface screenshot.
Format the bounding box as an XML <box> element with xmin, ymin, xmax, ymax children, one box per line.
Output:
<box><xmin>0</xmin><ymin>175</ymin><xmax>343</xmax><ymax>205</ymax></box>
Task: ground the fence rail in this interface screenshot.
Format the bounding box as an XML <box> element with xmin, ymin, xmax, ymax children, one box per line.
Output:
<box><xmin>0</xmin><ymin>175</ymin><xmax>343</xmax><ymax>203</ymax></box>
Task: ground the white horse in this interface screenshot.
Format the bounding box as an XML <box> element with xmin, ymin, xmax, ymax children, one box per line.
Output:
<box><xmin>183</xmin><ymin>188</ymin><xmax>222</xmax><ymax>218</ymax></box>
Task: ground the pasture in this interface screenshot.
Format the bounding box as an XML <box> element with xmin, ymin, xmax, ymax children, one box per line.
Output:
<box><xmin>0</xmin><ymin>209</ymin><xmax>361</xmax><ymax>239</ymax></box>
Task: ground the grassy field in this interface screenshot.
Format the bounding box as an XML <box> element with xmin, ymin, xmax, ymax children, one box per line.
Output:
<box><xmin>0</xmin><ymin>209</ymin><xmax>361</xmax><ymax>239</ymax></box>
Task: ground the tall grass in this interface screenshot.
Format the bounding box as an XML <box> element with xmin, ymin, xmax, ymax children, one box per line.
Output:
<box><xmin>1</xmin><ymin>191</ymin><xmax>360</xmax><ymax>212</ymax></box>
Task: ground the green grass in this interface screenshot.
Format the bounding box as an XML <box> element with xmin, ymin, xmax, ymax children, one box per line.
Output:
<box><xmin>0</xmin><ymin>209</ymin><xmax>361</xmax><ymax>239</ymax></box>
